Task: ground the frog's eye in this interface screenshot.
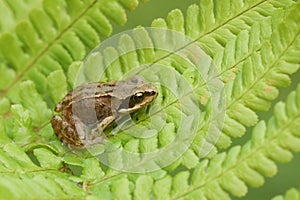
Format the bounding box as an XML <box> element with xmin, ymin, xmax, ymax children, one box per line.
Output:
<box><xmin>132</xmin><ymin>92</ymin><xmax>144</xmax><ymax>103</ymax></box>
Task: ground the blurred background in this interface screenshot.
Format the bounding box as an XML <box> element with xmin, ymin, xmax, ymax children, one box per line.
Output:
<box><xmin>112</xmin><ymin>0</ymin><xmax>300</xmax><ymax>199</ymax></box>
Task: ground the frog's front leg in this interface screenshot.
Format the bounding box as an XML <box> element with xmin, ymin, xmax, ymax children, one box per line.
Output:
<box><xmin>51</xmin><ymin>115</ymin><xmax>85</xmax><ymax>147</ymax></box>
<box><xmin>89</xmin><ymin>116</ymin><xmax>115</xmax><ymax>143</ymax></box>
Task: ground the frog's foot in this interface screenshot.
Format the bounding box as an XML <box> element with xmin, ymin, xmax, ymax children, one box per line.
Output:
<box><xmin>51</xmin><ymin>115</ymin><xmax>84</xmax><ymax>147</ymax></box>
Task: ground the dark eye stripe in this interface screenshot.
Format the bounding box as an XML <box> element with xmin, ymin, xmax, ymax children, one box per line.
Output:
<box><xmin>145</xmin><ymin>91</ymin><xmax>157</xmax><ymax>96</ymax></box>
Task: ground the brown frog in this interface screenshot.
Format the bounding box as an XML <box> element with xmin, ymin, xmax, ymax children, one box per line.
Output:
<box><xmin>51</xmin><ymin>76</ymin><xmax>158</xmax><ymax>147</ymax></box>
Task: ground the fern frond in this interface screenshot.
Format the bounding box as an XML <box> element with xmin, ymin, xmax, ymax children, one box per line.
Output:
<box><xmin>219</xmin><ymin>0</ymin><xmax>300</xmax><ymax>146</ymax></box>
<box><xmin>41</xmin><ymin>0</ymin><xmax>300</xmax><ymax>182</ymax></box>
<box><xmin>0</xmin><ymin>0</ymin><xmax>299</xmax><ymax>199</ymax></box>
<box><xmin>0</xmin><ymin>142</ymin><xmax>86</xmax><ymax>199</ymax></box>
<box><xmin>152</xmin><ymin>83</ymin><xmax>300</xmax><ymax>199</ymax></box>
<box><xmin>184</xmin><ymin>0</ymin><xmax>300</xmax><ymax>150</ymax></box>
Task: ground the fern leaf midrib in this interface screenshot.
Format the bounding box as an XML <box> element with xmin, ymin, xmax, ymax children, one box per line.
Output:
<box><xmin>172</xmin><ymin>105</ymin><xmax>300</xmax><ymax>199</ymax></box>
<box><xmin>226</xmin><ymin>28</ymin><xmax>300</xmax><ymax>110</ymax></box>
<box><xmin>0</xmin><ymin>168</ymin><xmax>59</xmax><ymax>174</ymax></box>
<box><xmin>0</xmin><ymin>0</ymin><xmax>98</xmax><ymax>98</ymax></box>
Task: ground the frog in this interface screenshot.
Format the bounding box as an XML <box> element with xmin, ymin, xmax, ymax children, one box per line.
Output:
<box><xmin>51</xmin><ymin>76</ymin><xmax>158</xmax><ymax>148</ymax></box>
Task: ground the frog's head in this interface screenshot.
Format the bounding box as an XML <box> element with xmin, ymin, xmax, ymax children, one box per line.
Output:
<box><xmin>113</xmin><ymin>76</ymin><xmax>158</xmax><ymax>114</ymax></box>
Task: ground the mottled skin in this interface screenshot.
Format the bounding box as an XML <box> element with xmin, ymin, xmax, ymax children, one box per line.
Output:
<box><xmin>51</xmin><ymin>76</ymin><xmax>158</xmax><ymax>148</ymax></box>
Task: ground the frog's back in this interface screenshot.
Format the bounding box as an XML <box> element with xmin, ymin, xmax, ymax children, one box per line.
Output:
<box><xmin>55</xmin><ymin>82</ymin><xmax>115</xmax><ymax>111</ymax></box>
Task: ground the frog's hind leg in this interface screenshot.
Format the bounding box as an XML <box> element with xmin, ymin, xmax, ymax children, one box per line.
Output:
<box><xmin>51</xmin><ymin>115</ymin><xmax>84</xmax><ymax>147</ymax></box>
